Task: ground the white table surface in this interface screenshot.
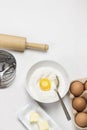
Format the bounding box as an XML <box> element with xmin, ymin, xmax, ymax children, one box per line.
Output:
<box><xmin>0</xmin><ymin>0</ymin><xmax>87</xmax><ymax>130</ymax></box>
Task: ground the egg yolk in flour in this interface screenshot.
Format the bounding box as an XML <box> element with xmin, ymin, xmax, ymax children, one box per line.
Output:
<box><xmin>39</xmin><ymin>78</ymin><xmax>51</xmax><ymax>91</ymax></box>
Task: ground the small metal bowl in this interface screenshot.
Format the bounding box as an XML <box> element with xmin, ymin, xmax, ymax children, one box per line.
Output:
<box><xmin>0</xmin><ymin>50</ymin><xmax>16</xmax><ymax>88</ymax></box>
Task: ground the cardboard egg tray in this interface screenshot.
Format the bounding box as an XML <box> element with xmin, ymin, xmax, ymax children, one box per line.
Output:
<box><xmin>70</xmin><ymin>78</ymin><xmax>87</xmax><ymax>130</ymax></box>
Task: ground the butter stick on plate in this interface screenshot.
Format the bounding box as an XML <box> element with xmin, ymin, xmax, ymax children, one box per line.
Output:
<box><xmin>30</xmin><ymin>111</ymin><xmax>39</xmax><ymax>123</ymax></box>
<box><xmin>17</xmin><ymin>101</ymin><xmax>61</xmax><ymax>130</ymax></box>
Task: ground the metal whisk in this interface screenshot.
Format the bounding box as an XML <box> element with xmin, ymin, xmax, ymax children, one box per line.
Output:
<box><xmin>0</xmin><ymin>50</ymin><xmax>16</xmax><ymax>88</ymax></box>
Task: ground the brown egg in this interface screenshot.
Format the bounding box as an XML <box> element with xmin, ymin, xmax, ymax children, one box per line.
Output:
<box><xmin>72</xmin><ymin>97</ymin><xmax>86</xmax><ymax>112</ymax></box>
<box><xmin>70</xmin><ymin>81</ymin><xmax>84</xmax><ymax>96</ymax></box>
<box><xmin>84</xmin><ymin>81</ymin><xmax>87</xmax><ymax>90</ymax></box>
<box><xmin>75</xmin><ymin>112</ymin><xmax>87</xmax><ymax>127</ymax></box>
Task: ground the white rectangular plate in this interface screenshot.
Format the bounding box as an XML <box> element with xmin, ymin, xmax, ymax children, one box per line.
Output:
<box><xmin>17</xmin><ymin>101</ymin><xmax>61</xmax><ymax>130</ymax></box>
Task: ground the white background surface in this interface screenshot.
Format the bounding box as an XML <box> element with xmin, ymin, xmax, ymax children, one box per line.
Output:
<box><xmin>0</xmin><ymin>0</ymin><xmax>87</xmax><ymax>130</ymax></box>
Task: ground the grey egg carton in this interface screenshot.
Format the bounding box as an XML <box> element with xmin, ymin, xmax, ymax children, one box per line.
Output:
<box><xmin>70</xmin><ymin>78</ymin><xmax>87</xmax><ymax>130</ymax></box>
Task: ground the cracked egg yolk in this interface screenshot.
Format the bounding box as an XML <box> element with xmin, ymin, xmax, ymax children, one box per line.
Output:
<box><xmin>39</xmin><ymin>78</ymin><xmax>51</xmax><ymax>91</ymax></box>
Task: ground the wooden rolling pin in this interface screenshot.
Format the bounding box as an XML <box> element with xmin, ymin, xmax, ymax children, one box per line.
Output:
<box><xmin>0</xmin><ymin>34</ymin><xmax>49</xmax><ymax>52</ymax></box>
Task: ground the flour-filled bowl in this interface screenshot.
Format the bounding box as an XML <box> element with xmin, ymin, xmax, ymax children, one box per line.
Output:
<box><xmin>26</xmin><ymin>60</ymin><xmax>70</xmax><ymax>103</ymax></box>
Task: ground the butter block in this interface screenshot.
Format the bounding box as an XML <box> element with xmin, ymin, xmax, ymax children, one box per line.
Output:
<box><xmin>30</xmin><ymin>111</ymin><xmax>39</xmax><ymax>123</ymax></box>
<box><xmin>38</xmin><ymin>120</ymin><xmax>49</xmax><ymax>130</ymax></box>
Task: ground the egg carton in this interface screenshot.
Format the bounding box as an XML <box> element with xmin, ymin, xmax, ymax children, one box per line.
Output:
<box><xmin>70</xmin><ymin>78</ymin><xmax>87</xmax><ymax>130</ymax></box>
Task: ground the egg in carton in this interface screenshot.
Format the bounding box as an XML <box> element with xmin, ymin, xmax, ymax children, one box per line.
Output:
<box><xmin>69</xmin><ymin>78</ymin><xmax>87</xmax><ymax>130</ymax></box>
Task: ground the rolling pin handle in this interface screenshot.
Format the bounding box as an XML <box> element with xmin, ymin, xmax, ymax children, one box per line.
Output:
<box><xmin>26</xmin><ymin>42</ymin><xmax>49</xmax><ymax>51</ymax></box>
